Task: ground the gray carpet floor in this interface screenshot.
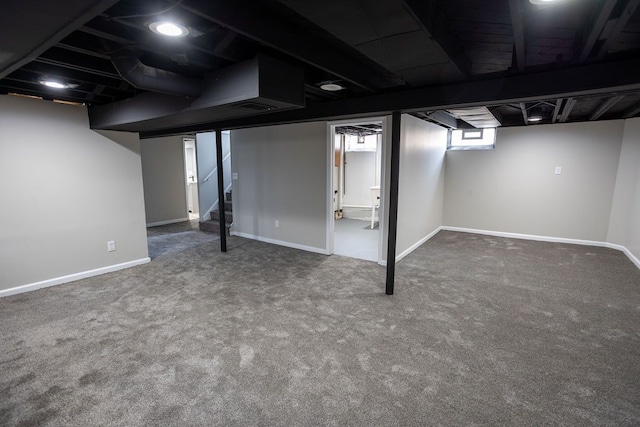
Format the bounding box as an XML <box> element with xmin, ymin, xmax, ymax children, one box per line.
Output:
<box><xmin>1</xmin><ymin>225</ymin><xmax>639</xmax><ymax>426</ymax></box>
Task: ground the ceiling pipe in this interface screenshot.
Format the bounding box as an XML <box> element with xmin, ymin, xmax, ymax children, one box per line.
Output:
<box><xmin>111</xmin><ymin>50</ymin><xmax>202</xmax><ymax>98</ymax></box>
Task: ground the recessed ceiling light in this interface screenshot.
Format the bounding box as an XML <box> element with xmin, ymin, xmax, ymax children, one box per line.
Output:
<box><xmin>39</xmin><ymin>79</ymin><xmax>69</xmax><ymax>89</ymax></box>
<box><xmin>528</xmin><ymin>116</ymin><xmax>543</xmax><ymax>122</ymax></box>
<box><xmin>320</xmin><ymin>83</ymin><xmax>344</xmax><ymax>92</ymax></box>
<box><xmin>149</xmin><ymin>21</ymin><xmax>189</xmax><ymax>37</ymax></box>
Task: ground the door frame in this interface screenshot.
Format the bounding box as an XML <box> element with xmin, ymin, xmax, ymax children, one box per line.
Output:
<box><xmin>326</xmin><ymin>116</ymin><xmax>389</xmax><ymax>264</ymax></box>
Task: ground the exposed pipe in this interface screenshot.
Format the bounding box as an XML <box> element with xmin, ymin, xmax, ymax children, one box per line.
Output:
<box><xmin>111</xmin><ymin>50</ymin><xmax>202</xmax><ymax>98</ymax></box>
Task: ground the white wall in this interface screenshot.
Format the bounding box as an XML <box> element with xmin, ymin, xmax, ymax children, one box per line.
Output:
<box><xmin>0</xmin><ymin>95</ymin><xmax>149</xmax><ymax>293</ymax></box>
<box><xmin>231</xmin><ymin>122</ymin><xmax>328</xmax><ymax>253</ymax></box>
<box><xmin>396</xmin><ymin>114</ymin><xmax>448</xmax><ymax>259</ymax></box>
<box><xmin>608</xmin><ymin>118</ymin><xmax>640</xmax><ymax>263</ymax></box>
<box><xmin>444</xmin><ymin>120</ymin><xmax>624</xmax><ymax>242</ymax></box>
<box><xmin>140</xmin><ymin>136</ymin><xmax>188</xmax><ymax>226</ymax></box>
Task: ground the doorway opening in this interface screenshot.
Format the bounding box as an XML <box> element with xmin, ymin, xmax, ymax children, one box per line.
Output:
<box><xmin>184</xmin><ymin>138</ymin><xmax>199</xmax><ymax>221</ymax></box>
<box><xmin>327</xmin><ymin>118</ymin><xmax>386</xmax><ymax>262</ymax></box>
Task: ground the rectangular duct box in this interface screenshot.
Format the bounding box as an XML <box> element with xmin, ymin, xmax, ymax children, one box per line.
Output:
<box><xmin>88</xmin><ymin>55</ymin><xmax>305</xmax><ymax>133</ymax></box>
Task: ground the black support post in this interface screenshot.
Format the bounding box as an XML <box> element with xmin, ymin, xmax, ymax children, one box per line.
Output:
<box><xmin>215</xmin><ymin>129</ymin><xmax>227</xmax><ymax>252</ymax></box>
<box><xmin>385</xmin><ymin>111</ymin><xmax>401</xmax><ymax>295</ymax></box>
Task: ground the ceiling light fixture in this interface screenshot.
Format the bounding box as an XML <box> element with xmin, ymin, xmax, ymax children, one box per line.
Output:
<box><xmin>529</xmin><ymin>0</ymin><xmax>562</xmax><ymax>4</ymax></box>
<box><xmin>149</xmin><ymin>21</ymin><xmax>189</xmax><ymax>37</ymax></box>
<box><xmin>39</xmin><ymin>79</ymin><xmax>70</xmax><ymax>89</ymax></box>
<box><xmin>528</xmin><ymin>116</ymin><xmax>543</xmax><ymax>122</ymax></box>
<box><xmin>320</xmin><ymin>82</ymin><xmax>344</xmax><ymax>92</ymax></box>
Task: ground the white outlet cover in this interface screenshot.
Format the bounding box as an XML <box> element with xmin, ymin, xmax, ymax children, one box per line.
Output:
<box><xmin>232</xmin><ymin>172</ymin><xmax>239</xmax><ymax>180</ymax></box>
<box><xmin>107</xmin><ymin>241</ymin><xmax>116</xmax><ymax>252</ymax></box>
<box><xmin>554</xmin><ymin>166</ymin><xmax>562</xmax><ymax>175</ymax></box>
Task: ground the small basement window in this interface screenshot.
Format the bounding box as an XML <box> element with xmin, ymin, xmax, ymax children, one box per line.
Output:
<box><xmin>447</xmin><ymin>127</ymin><xmax>496</xmax><ymax>150</ymax></box>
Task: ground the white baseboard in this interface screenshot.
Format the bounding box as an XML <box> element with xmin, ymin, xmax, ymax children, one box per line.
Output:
<box><xmin>147</xmin><ymin>218</ymin><xmax>189</xmax><ymax>228</ymax></box>
<box><xmin>396</xmin><ymin>226</ymin><xmax>443</xmax><ymax>262</ymax></box>
<box><xmin>0</xmin><ymin>257</ymin><xmax>151</xmax><ymax>299</ymax></box>
<box><xmin>441</xmin><ymin>226</ymin><xmax>606</xmax><ymax>247</ymax></box>
<box><xmin>231</xmin><ymin>231</ymin><xmax>329</xmax><ymax>255</ymax></box>
<box><xmin>441</xmin><ymin>226</ymin><xmax>640</xmax><ymax>271</ymax></box>
<box><xmin>605</xmin><ymin>243</ymin><xmax>640</xmax><ymax>270</ymax></box>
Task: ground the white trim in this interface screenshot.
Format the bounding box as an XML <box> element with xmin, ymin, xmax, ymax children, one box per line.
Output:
<box><xmin>441</xmin><ymin>226</ymin><xmax>640</xmax><ymax>271</ymax></box>
<box><xmin>0</xmin><ymin>258</ymin><xmax>151</xmax><ymax>299</ymax></box>
<box><xmin>395</xmin><ymin>226</ymin><xmax>443</xmax><ymax>262</ymax></box>
<box><xmin>605</xmin><ymin>243</ymin><xmax>640</xmax><ymax>270</ymax></box>
<box><xmin>231</xmin><ymin>231</ymin><xmax>330</xmax><ymax>255</ymax></box>
<box><xmin>147</xmin><ymin>217</ymin><xmax>189</xmax><ymax>227</ymax></box>
<box><xmin>440</xmin><ymin>226</ymin><xmax>605</xmax><ymax>247</ymax></box>
<box><xmin>202</xmin><ymin>152</ymin><xmax>231</xmax><ymax>183</ymax></box>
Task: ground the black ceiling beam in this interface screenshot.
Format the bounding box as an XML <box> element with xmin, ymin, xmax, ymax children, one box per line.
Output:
<box><xmin>176</xmin><ymin>0</ymin><xmax>399</xmax><ymax>91</ymax></box>
<box><xmin>509</xmin><ymin>0</ymin><xmax>526</xmax><ymax>72</ymax></box>
<box><xmin>136</xmin><ymin>56</ymin><xmax>640</xmax><ymax>137</ymax></box>
<box><xmin>99</xmin><ymin>14</ymin><xmax>240</xmax><ymax>63</ymax></box>
<box><xmin>0</xmin><ymin>0</ymin><xmax>120</xmax><ymax>79</ymax></box>
<box><xmin>552</xmin><ymin>99</ymin><xmax>563</xmax><ymax>123</ymax></box>
<box><xmin>400</xmin><ymin>0</ymin><xmax>471</xmax><ymax>77</ymax></box>
<box><xmin>519</xmin><ymin>102</ymin><xmax>529</xmax><ymax>124</ymax></box>
<box><xmin>559</xmin><ymin>98</ymin><xmax>577</xmax><ymax>122</ymax></box>
<box><xmin>78</xmin><ymin>23</ymin><xmax>221</xmax><ymax>70</ymax></box>
<box><xmin>426</xmin><ymin>110</ymin><xmax>459</xmax><ymax>128</ymax></box>
<box><xmin>55</xmin><ymin>42</ymin><xmax>112</xmax><ymax>60</ymax></box>
<box><xmin>15</xmin><ymin>65</ymin><xmax>134</xmax><ymax>94</ymax></box>
<box><xmin>34</xmin><ymin>57</ymin><xmax>121</xmax><ymax>80</ymax></box>
<box><xmin>578</xmin><ymin>0</ymin><xmax>618</xmax><ymax>63</ymax></box>
<box><xmin>589</xmin><ymin>95</ymin><xmax>625</xmax><ymax>120</ymax></box>
<box><xmin>596</xmin><ymin>0</ymin><xmax>640</xmax><ymax>60</ymax></box>
<box><xmin>623</xmin><ymin>102</ymin><xmax>640</xmax><ymax>118</ymax></box>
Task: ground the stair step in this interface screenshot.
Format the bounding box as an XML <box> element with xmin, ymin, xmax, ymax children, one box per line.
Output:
<box><xmin>225</xmin><ymin>190</ymin><xmax>232</xmax><ymax>202</ymax></box>
<box><xmin>199</xmin><ymin>219</ymin><xmax>232</xmax><ymax>235</ymax></box>
<box><xmin>211</xmin><ymin>210</ymin><xmax>233</xmax><ymax>222</ymax></box>
<box><xmin>221</xmin><ymin>200</ymin><xmax>232</xmax><ymax>212</ymax></box>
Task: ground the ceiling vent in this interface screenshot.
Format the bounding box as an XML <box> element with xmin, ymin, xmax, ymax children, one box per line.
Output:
<box><xmin>89</xmin><ymin>55</ymin><xmax>305</xmax><ymax>132</ymax></box>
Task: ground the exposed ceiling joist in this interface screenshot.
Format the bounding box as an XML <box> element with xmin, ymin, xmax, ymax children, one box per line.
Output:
<box><xmin>552</xmin><ymin>99</ymin><xmax>563</xmax><ymax>123</ymax></box>
<box><xmin>520</xmin><ymin>102</ymin><xmax>529</xmax><ymax>125</ymax></box>
<box><xmin>623</xmin><ymin>102</ymin><xmax>640</xmax><ymax>118</ymax></box>
<box><xmin>578</xmin><ymin>0</ymin><xmax>618</xmax><ymax>63</ymax></box>
<box><xmin>177</xmin><ymin>0</ymin><xmax>399</xmax><ymax>91</ymax></box>
<box><xmin>139</xmin><ymin>56</ymin><xmax>640</xmax><ymax>137</ymax></box>
<box><xmin>55</xmin><ymin>43</ymin><xmax>111</xmax><ymax>60</ymax></box>
<box><xmin>400</xmin><ymin>0</ymin><xmax>471</xmax><ymax>76</ymax></box>
<box><xmin>425</xmin><ymin>110</ymin><xmax>458</xmax><ymax>128</ymax></box>
<box><xmin>509</xmin><ymin>0</ymin><xmax>526</xmax><ymax>72</ymax></box>
<box><xmin>34</xmin><ymin>57</ymin><xmax>120</xmax><ymax>79</ymax></box>
<box><xmin>589</xmin><ymin>95</ymin><xmax>625</xmax><ymax>120</ymax></box>
<box><xmin>0</xmin><ymin>0</ymin><xmax>120</xmax><ymax>79</ymax></box>
<box><xmin>559</xmin><ymin>97</ymin><xmax>577</xmax><ymax>122</ymax></box>
<box><xmin>596</xmin><ymin>0</ymin><xmax>640</xmax><ymax>60</ymax></box>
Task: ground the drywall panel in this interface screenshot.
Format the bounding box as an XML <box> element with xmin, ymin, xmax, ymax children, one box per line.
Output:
<box><xmin>0</xmin><ymin>95</ymin><xmax>148</xmax><ymax>291</ymax></box>
<box><xmin>231</xmin><ymin>122</ymin><xmax>327</xmax><ymax>251</ymax></box>
<box><xmin>140</xmin><ymin>136</ymin><xmax>187</xmax><ymax>225</ymax></box>
<box><xmin>444</xmin><ymin>120</ymin><xmax>624</xmax><ymax>241</ymax></box>
<box><xmin>608</xmin><ymin>118</ymin><xmax>640</xmax><ymax>261</ymax></box>
<box><xmin>396</xmin><ymin>114</ymin><xmax>448</xmax><ymax>258</ymax></box>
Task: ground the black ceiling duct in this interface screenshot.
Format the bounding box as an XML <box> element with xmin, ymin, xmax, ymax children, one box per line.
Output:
<box><xmin>111</xmin><ymin>50</ymin><xmax>202</xmax><ymax>98</ymax></box>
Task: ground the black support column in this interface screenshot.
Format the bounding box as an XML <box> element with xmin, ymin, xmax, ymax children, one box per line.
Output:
<box><xmin>215</xmin><ymin>129</ymin><xmax>227</xmax><ymax>252</ymax></box>
<box><xmin>385</xmin><ymin>111</ymin><xmax>401</xmax><ymax>295</ymax></box>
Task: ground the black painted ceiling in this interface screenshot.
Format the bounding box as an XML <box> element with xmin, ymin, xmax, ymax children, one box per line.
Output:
<box><xmin>2</xmin><ymin>0</ymin><xmax>640</xmax><ymax>135</ymax></box>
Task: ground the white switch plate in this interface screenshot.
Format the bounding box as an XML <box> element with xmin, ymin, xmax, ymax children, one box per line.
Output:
<box><xmin>275</xmin><ymin>220</ymin><xmax>280</xmax><ymax>228</ymax></box>
<box><xmin>107</xmin><ymin>241</ymin><xmax>116</xmax><ymax>252</ymax></box>
<box><xmin>232</xmin><ymin>172</ymin><xmax>239</xmax><ymax>180</ymax></box>
<box><xmin>554</xmin><ymin>166</ymin><xmax>562</xmax><ymax>175</ymax></box>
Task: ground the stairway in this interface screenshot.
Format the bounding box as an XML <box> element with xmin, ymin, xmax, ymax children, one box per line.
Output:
<box><xmin>199</xmin><ymin>190</ymin><xmax>233</xmax><ymax>235</ymax></box>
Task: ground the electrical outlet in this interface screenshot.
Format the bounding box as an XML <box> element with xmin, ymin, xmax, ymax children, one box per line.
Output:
<box><xmin>232</xmin><ymin>172</ymin><xmax>239</xmax><ymax>180</ymax></box>
<box><xmin>275</xmin><ymin>220</ymin><xmax>280</xmax><ymax>228</ymax></box>
<box><xmin>554</xmin><ymin>166</ymin><xmax>562</xmax><ymax>175</ymax></box>
<box><xmin>107</xmin><ymin>241</ymin><xmax>116</xmax><ymax>252</ymax></box>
